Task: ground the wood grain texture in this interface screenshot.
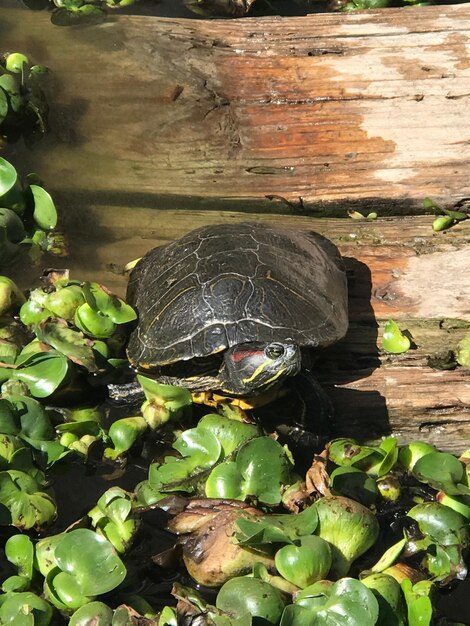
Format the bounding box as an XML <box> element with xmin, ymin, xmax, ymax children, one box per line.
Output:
<box><xmin>3</xmin><ymin>4</ymin><xmax>470</xmax><ymax>213</ymax></box>
<box><xmin>54</xmin><ymin>208</ymin><xmax>470</xmax><ymax>452</ymax></box>
<box><xmin>2</xmin><ymin>6</ymin><xmax>469</xmax><ymax>450</ymax></box>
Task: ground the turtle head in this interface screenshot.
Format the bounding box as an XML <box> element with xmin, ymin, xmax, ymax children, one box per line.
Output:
<box><xmin>219</xmin><ymin>342</ymin><xmax>301</xmax><ymax>396</ymax></box>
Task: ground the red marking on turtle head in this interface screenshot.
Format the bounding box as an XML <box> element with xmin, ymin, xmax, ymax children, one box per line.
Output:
<box><xmin>230</xmin><ymin>349</ymin><xmax>264</xmax><ymax>363</ymax></box>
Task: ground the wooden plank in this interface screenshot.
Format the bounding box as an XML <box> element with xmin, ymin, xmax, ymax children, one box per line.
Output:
<box><xmin>3</xmin><ymin>4</ymin><xmax>470</xmax><ymax>213</ymax></box>
<box><xmin>48</xmin><ymin>207</ymin><xmax>468</xmax><ymax>453</ymax></box>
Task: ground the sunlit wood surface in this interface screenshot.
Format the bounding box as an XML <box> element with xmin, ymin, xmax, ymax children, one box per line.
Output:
<box><xmin>2</xmin><ymin>5</ymin><xmax>470</xmax><ymax>450</ymax></box>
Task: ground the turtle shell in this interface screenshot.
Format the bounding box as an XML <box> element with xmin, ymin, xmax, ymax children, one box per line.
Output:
<box><xmin>126</xmin><ymin>222</ymin><xmax>348</xmax><ymax>369</ymax></box>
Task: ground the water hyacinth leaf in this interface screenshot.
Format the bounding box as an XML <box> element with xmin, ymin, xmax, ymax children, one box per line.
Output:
<box><xmin>377</xmin><ymin>437</ymin><xmax>399</xmax><ymax>476</ymax></box>
<box><xmin>275</xmin><ymin>535</ymin><xmax>332</xmax><ymax>589</ymax></box>
<box><xmin>45</xmin><ymin>285</ymin><xmax>85</xmax><ymax>320</ymax></box>
<box><xmin>235</xmin><ymin>504</ymin><xmax>318</xmax><ymax>546</ymax></box>
<box><xmin>315</xmin><ymin>496</ymin><xmax>380</xmax><ymax>578</ymax></box>
<box><xmin>0</xmin><ymin>591</ymin><xmax>54</xmax><ymax>626</ymax></box>
<box><xmin>82</xmin><ymin>282</ymin><xmax>137</xmax><ymax>324</ymax></box>
<box><xmin>330</xmin><ymin>466</ymin><xmax>378</xmax><ymax>507</ymax></box>
<box><xmin>159</xmin><ymin>606</ymin><xmax>178</xmax><ymax>626</ymax></box>
<box><xmin>5</xmin><ymin>534</ymin><xmax>34</xmax><ymax>580</ymax></box>
<box><xmin>205</xmin><ymin>461</ymin><xmax>244</xmax><ymax>499</ymax></box>
<box><xmin>328</xmin><ymin>438</ymin><xmax>384</xmax><ymax>473</ymax></box>
<box><xmin>197</xmin><ymin>413</ymin><xmax>261</xmax><ymax>456</ymax></box>
<box><xmin>0</xmin><ymin>470</ymin><xmax>56</xmax><ymax>529</ymax></box>
<box><xmin>23</xmin><ymin>436</ymin><xmax>69</xmax><ymax>468</ymax></box>
<box><xmin>6</xmin><ymin>395</ymin><xmax>55</xmax><ymax>440</ymax></box>
<box><xmin>401</xmin><ymin>579</ymin><xmax>434</xmax><ymax>626</ymax></box>
<box><xmin>398</xmin><ymin>441</ymin><xmax>437</xmax><ymax>471</ymax></box>
<box><xmin>74</xmin><ymin>303</ymin><xmax>117</xmax><ymax>339</ymax></box>
<box><xmin>5</xmin><ymin>53</ymin><xmax>29</xmax><ymax>73</ymax></box>
<box><xmin>407</xmin><ymin>502</ymin><xmax>469</xmax><ymax>547</ymax></box>
<box><xmin>0</xmin><ymin>399</ymin><xmax>20</xmax><ymax>434</ymax></box>
<box><xmin>361</xmin><ymin>573</ymin><xmax>407</xmax><ymax>626</ymax></box>
<box><xmin>288</xmin><ymin>578</ymin><xmax>379</xmax><ymax>626</ymax></box>
<box><xmin>0</xmin><ymin>87</ymin><xmax>8</xmax><ymax>121</ymax></box>
<box><xmin>69</xmin><ymin>601</ymin><xmax>114</xmax><ymax>626</ymax></box>
<box><xmin>437</xmin><ymin>492</ymin><xmax>470</xmax><ymax>520</ymax></box>
<box><xmin>19</xmin><ymin>297</ymin><xmax>53</xmax><ymax>327</ymax></box>
<box><xmin>216</xmin><ymin>576</ymin><xmax>288</xmax><ymax>624</ymax></box>
<box><xmin>35</xmin><ymin>319</ymin><xmax>98</xmax><ymax>372</ymax></box>
<box><xmin>0</xmin><ymin>157</ymin><xmax>17</xmax><ymax>197</ymax></box>
<box><xmin>48</xmin><ymin>570</ymin><xmax>91</xmax><ymax>610</ymax></box>
<box><xmin>30</xmin><ymin>185</ymin><xmax>57</xmax><ymax>230</ymax></box>
<box><xmin>1</xmin><ymin>574</ymin><xmax>31</xmax><ymax>592</ymax></box>
<box><xmin>173</xmin><ymin>426</ymin><xmax>222</xmax><ymax>467</ymax></box>
<box><xmin>137</xmin><ymin>375</ymin><xmax>192</xmax><ymax>408</ymax></box>
<box><xmin>54</xmin><ymin>528</ymin><xmax>127</xmax><ymax>596</ymax></box>
<box><xmin>370</xmin><ymin>537</ymin><xmax>407</xmax><ymax>573</ymax></box>
<box><xmin>236</xmin><ymin>436</ymin><xmax>293</xmax><ymax>505</ymax></box>
<box><xmin>149</xmin><ymin>456</ymin><xmax>200</xmax><ymax>493</ymax></box>
<box><xmin>412</xmin><ymin>452</ymin><xmax>470</xmax><ymax>496</ymax></box>
<box><xmin>382</xmin><ymin>320</ymin><xmax>411</xmax><ymax>354</ymax></box>
<box><xmin>13</xmin><ymin>351</ymin><xmax>70</xmax><ymax>397</ymax></box>
<box><xmin>0</xmin><ymin>208</ymin><xmax>26</xmax><ymax>242</ymax></box>
<box><xmin>105</xmin><ymin>416</ymin><xmax>148</xmax><ymax>458</ymax></box>
<box><xmin>455</xmin><ymin>334</ymin><xmax>470</xmax><ymax>367</ymax></box>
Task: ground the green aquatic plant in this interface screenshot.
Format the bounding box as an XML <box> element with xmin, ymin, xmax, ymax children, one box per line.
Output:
<box><xmin>0</xmin><ymin>53</ymin><xmax>48</xmax><ymax>144</ymax></box>
<box><xmin>0</xmin><ymin>158</ymin><xmax>63</xmax><ymax>267</ymax></box>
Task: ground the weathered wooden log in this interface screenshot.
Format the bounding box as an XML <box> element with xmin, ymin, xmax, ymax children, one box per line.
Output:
<box><xmin>2</xmin><ymin>6</ymin><xmax>469</xmax><ymax>450</ymax></box>
<box><xmin>3</xmin><ymin>3</ymin><xmax>470</xmax><ymax>213</ymax></box>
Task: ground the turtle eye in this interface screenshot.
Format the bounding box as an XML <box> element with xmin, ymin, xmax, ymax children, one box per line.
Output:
<box><xmin>265</xmin><ymin>343</ymin><xmax>285</xmax><ymax>360</ymax></box>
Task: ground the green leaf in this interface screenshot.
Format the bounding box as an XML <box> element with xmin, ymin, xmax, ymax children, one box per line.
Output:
<box><xmin>5</xmin><ymin>53</ymin><xmax>29</xmax><ymax>74</ymax></box>
<box><xmin>30</xmin><ymin>185</ymin><xmax>57</xmax><ymax>230</ymax></box>
<box><xmin>377</xmin><ymin>437</ymin><xmax>399</xmax><ymax>476</ymax></box>
<box><xmin>315</xmin><ymin>496</ymin><xmax>380</xmax><ymax>578</ymax></box>
<box><xmin>287</xmin><ymin>578</ymin><xmax>379</xmax><ymax>626</ymax></box>
<box><xmin>401</xmin><ymin>579</ymin><xmax>434</xmax><ymax>626</ymax></box>
<box><xmin>198</xmin><ymin>413</ymin><xmax>261</xmax><ymax>456</ymax></box>
<box><xmin>173</xmin><ymin>426</ymin><xmax>222</xmax><ymax>467</ymax></box>
<box><xmin>413</xmin><ymin>452</ymin><xmax>470</xmax><ymax>496</ymax></box>
<box><xmin>235</xmin><ymin>504</ymin><xmax>319</xmax><ymax>546</ymax></box>
<box><xmin>82</xmin><ymin>282</ymin><xmax>137</xmax><ymax>324</ymax></box>
<box><xmin>275</xmin><ymin>535</ymin><xmax>332</xmax><ymax>589</ymax></box>
<box><xmin>137</xmin><ymin>375</ymin><xmax>192</xmax><ymax>409</ymax></box>
<box><xmin>5</xmin><ymin>534</ymin><xmax>34</xmax><ymax>580</ymax></box>
<box><xmin>105</xmin><ymin>416</ymin><xmax>148</xmax><ymax>458</ymax></box>
<box><xmin>69</xmin><ymin>601</ymin><xmax>114</xmax><ymax>626</ymax></box>
<box><xmin>0</xmin><ymin>208</ymin><xmax>26</xmax><ymax>243</ymax></box>
<box><xmin>54</xmin><ymin>528</ymin><xmax>127</xmax><ymax>596</ymax></box>
<box><xmin>235</xmin><ymin>436</ymin><xmax>293</xmax><ymax>505</ymax></box>
<box><xmin>382</xmin><ymin>320</ymin><xmax>411</xmax><ymax>354</ymax></box>
<box><xmin>361</xmin><ymin>573</ymin><xmax>407</xmax><ymax>626</ymax></box>
<box><xmin>205</xmin><ymin>461</ymin><xmax>244</xmax><ymax>499</ymax></box>
<box><xmin>6</xmin><ymin>395</ymin><xmax>55</xmax><ymax>440</ymax></box>
<box><xmin>0</xmin><ymin>470</ymin><xmax>57</xmax><ymax>529</ymax></box>
<box><xmin>0</xmin><ymin>591</ymin><xmax>53</xmax><ymax>626</ymax></box>
<box><xmin>370</xmin><ymin>537</ymin><xmax>407</xmax><ymax>573</ymax></box>
<box><xmin>35</xmin><ymin>319</ymin><xmax>98</xmax><ymax>372</ymax></box>
<box><xmin>330</xmin><ymin>466</ymin><xmax>378</xmax><ymax>506</ymax></box>
<box><xmin>407</xmin><ymin>502</ymin><xmax>469</xmax><ymax>547</ymax></box>
<box><xmin>0</xmin><ymin>87</ymin><xmax>8</xmax><ymax>122</ymax></box>
<box><xmin>13</xmin><ymin>351</ymin><xmax>70</xmax><ymax>397</ymax></box>
<box><xmin>216</xmin><ymin>576</ymin><xmax>288</xmax><ymax>624</ymax></box>
<box><xmin>328</xmin><ymin>438</ymin><xmax>384</xmax><ymax>474</ymax></box>
<box><xmin>0</xmin><ymin>157</ymin><xmax>18</xmax><ymax>197</ymax></box>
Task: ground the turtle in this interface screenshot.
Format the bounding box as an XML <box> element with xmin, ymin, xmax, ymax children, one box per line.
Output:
<box><xmin>125</xmin><ymin>222</ymin><xmax>348</xmax><ymax>414</ymax></box>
